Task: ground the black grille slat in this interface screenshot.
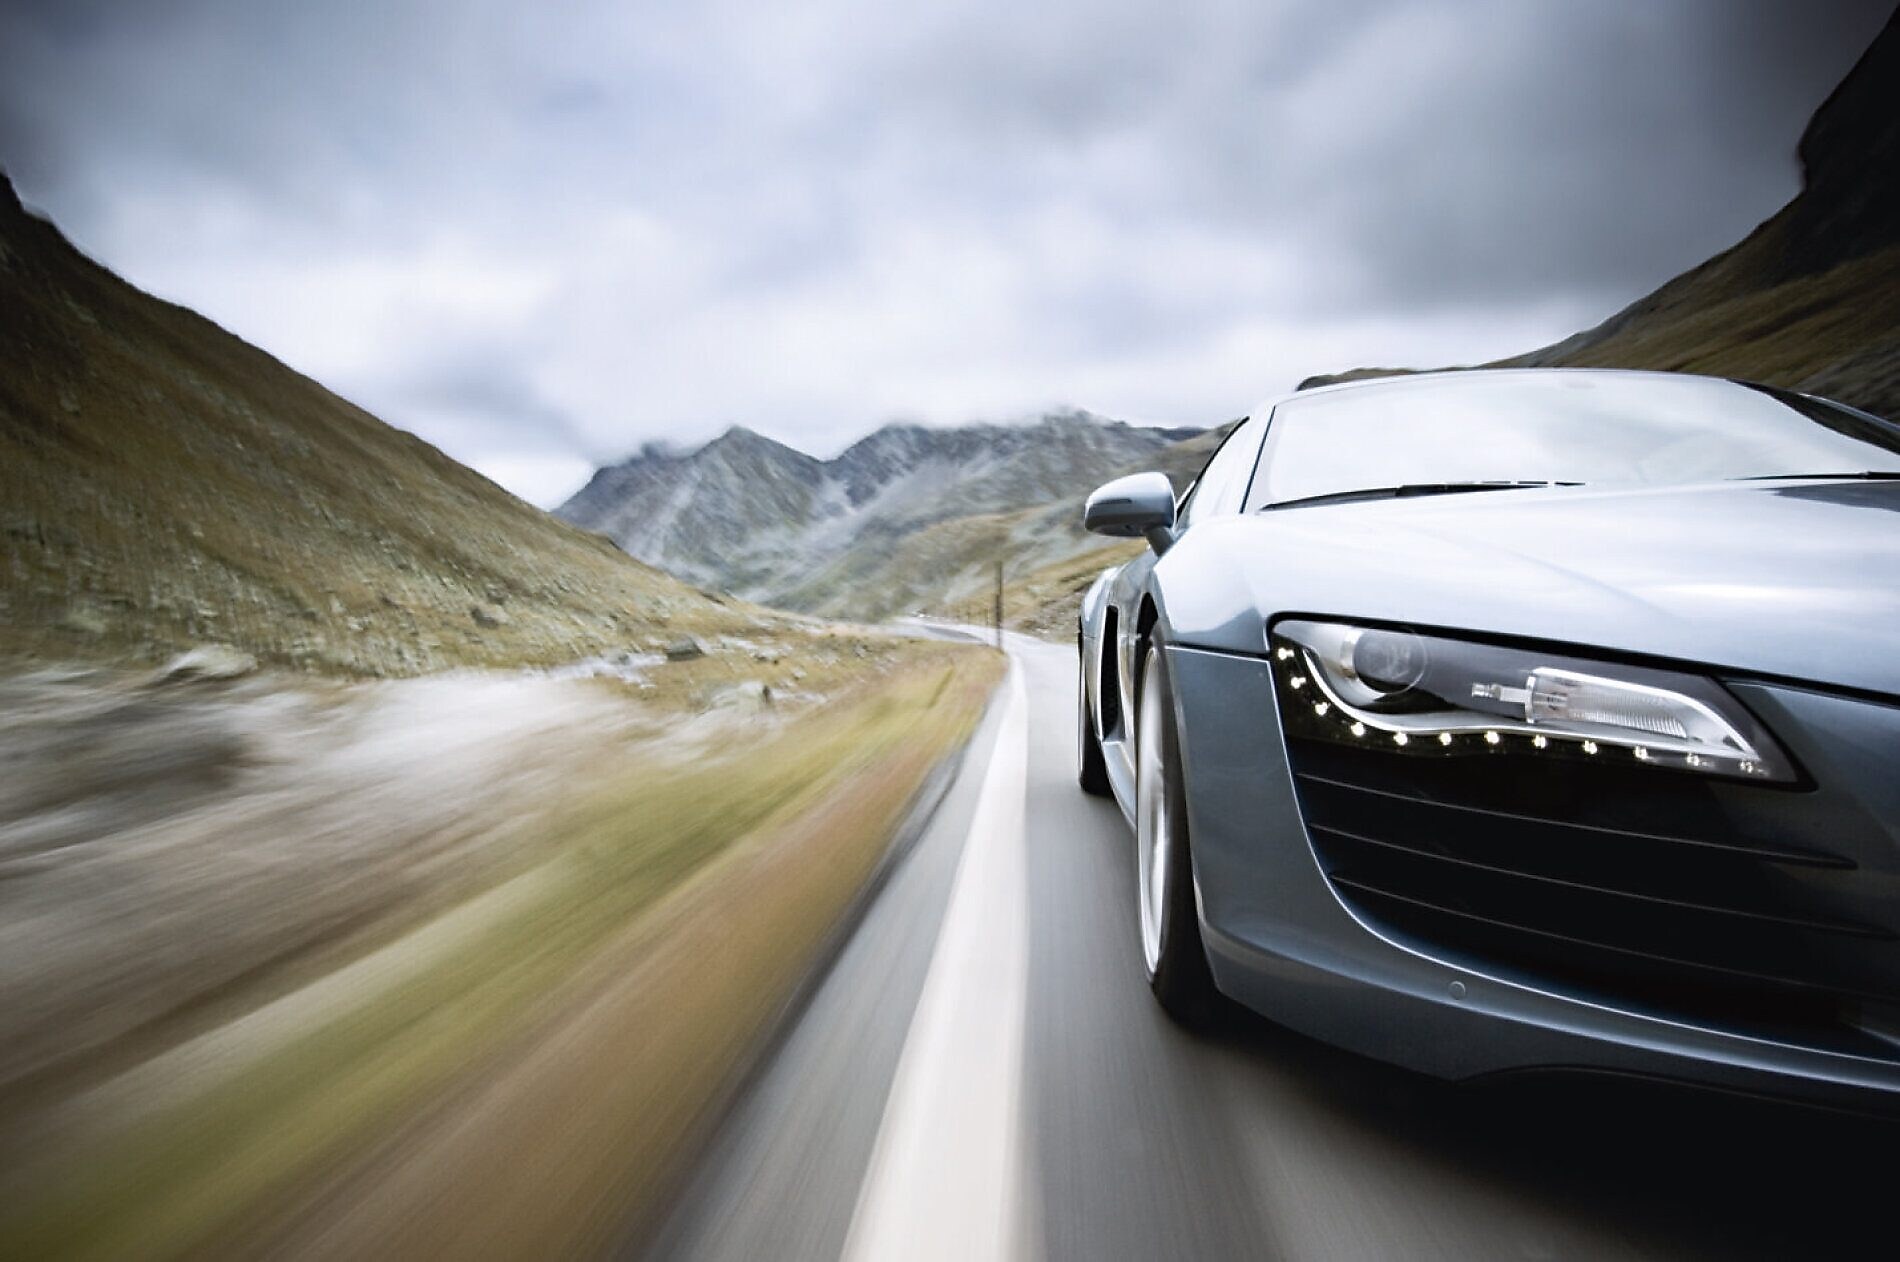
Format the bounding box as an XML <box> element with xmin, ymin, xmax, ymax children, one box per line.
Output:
<box><xmin>1322</xmin><ymin>833</ymin><xmax>1889</xmax><ymax>1002</ymax></box>
<box><xmin>1283</xmin><ymin>732</ymin><xmax>1900</xmax><ymax>1052</ymax></box>
<box><xmin>1298</xmin><ymin>768</ymin><xmax>1869</xmax><ymax>940</ymax></box>
<box><xmin>1330</xmin><ymin>877</ymin><xmax>1888</xmax><ymax>1005</ymax></box>
<box><xmin>1311</xmin><ymin>822</ymin><xmax>1889</xmax><ymax>939</ymax></box>
<box><xmin>1296</xmin><ymin>769</ymin><xmax>1850</xmax><ymax>869</ymax></box>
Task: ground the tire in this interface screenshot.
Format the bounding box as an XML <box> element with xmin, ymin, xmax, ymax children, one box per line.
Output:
<box><xmin>1078</xmin><ymin>631</ymin><xmax>1112</xmax><ymax>796</ymax></box>
<box><xmin>1135</xmin><ymin>634</ymin><xmax>1222</xmax><ymax>1025</ymax></box>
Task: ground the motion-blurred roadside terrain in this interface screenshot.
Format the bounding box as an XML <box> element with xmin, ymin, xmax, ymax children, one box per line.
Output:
<box><xmin>0</xmin><ymin>642</ymin><xmax>996</xmax><ymax>1259</ymax></box>
<box><xmin>0</xmin><ymin>162</ymin><xmax>1001</xmax><ymax>1256</ymax></box>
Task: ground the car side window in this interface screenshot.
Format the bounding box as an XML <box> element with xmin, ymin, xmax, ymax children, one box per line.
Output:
<box><xmin>1184</xmin><ymin>415</ymin><xmax>1268</xmax><ymax>526</ymax></box>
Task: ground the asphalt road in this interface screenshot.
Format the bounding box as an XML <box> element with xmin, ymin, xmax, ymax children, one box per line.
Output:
<box><xmin>640</xmin><ymin>634</ymin><xmax>1895</xmax><ymax>1261</ymax></box>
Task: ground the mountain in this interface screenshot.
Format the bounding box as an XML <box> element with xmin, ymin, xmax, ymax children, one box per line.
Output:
<box><xmin>0</xmin><ymin>174</ymin><xmax>760</xmax><ymax>675</ymax></box>
<box><xmin>1302</xmin><ymin>11</ymin><xmax>1900</xmax><ymax>419</ymax></box>
<box><xmin>977</xmin><ymin>423</ymin><xmax>1234</xmax><ymax>637</ymax></box>
<box><xmin>557</xmin><ymin>426</ymin><xmax>830</xmax><ymax>597</ymax></box>
<box><xmin>559</xmin><ymin>410</ymin><xmax>1206</xmax><ymax>618</ymax></box>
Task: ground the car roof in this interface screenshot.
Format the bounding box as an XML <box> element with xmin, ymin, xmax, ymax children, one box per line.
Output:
<box><xmin>1251</xmin><ymin>365</ymin><xmax>1750</xmax><ymax>421</ymax></box>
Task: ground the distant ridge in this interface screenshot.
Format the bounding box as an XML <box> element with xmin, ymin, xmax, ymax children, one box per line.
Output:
<box><xmin>558</xmin><ymin>409</ymin><xmax>1208</xmax><ymax>617</ymax></box>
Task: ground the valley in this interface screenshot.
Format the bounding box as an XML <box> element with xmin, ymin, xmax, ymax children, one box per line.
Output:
<box><xmin>2</xmin><ymin>12</ymin><xmax>1896</xmax><ymax>1258</ymax></box>
<box><xmin>557</xmin><ymin>412</ymin><xmax>1213</xmax><ymax>624</ymax></box>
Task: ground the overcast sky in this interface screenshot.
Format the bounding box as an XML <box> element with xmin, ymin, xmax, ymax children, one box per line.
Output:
<box><xmin>1</xmin><ymin>1</ymin><xmax>1890</xmax><ymax>506</ymax></box>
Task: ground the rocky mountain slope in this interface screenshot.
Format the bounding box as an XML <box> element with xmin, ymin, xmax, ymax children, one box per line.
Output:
<box><xmin>0</xmin><ymin>174</ymin><xmax>765</xmax><ymax>675</ymax></box>
<box><xmin>1302</xmin><ymin>11</ymin><xmax>1900</xmax><ymax>417</ymax></box>
<box><xmin>888</xmin><ymin>423</ymin><xmax>1233</xmax><ymax>633</ymax></box>
<box><xmin>559</xmin><ymin>411</ymin><xmax>1206</xmax><ymax>619</ymax></box>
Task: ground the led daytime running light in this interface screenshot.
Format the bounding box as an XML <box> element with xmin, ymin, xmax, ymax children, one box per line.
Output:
<box><xmin>1271</xmin><ymin>620</ymin><xmax>1792</xmax><ymax>781</ymax></box>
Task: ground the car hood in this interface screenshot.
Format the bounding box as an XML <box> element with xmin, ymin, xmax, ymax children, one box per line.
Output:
<box><xmin>1177</xmin><ymin>479</ymin><xmax>1900</xmax><ymax>697</ymax></box>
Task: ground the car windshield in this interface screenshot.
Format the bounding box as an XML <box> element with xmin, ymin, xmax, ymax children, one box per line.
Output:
<box><xmin>1246</xmin><ymin>371</ymin><xmax>1900</xmax><ymax>510</ymax></box>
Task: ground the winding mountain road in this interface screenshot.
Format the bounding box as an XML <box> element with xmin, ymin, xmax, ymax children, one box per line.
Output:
<box><xmin>639</xmin><ymin>634</ymin><xmax>1892</xmax><ymax>1261</ymax></box>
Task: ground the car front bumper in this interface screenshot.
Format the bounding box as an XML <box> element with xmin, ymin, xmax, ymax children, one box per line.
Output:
<box><xmin>1168</xmin><ymin>642</ymin><xmax>1900</xmax><ymax>1110</ymax></box>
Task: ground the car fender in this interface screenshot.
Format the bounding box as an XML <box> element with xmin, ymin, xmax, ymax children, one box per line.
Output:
<box><xmin>1147</xmin><ymin>518</ymin><xmax>1281</xmax><ymax>657</ymax></box>
<box><xmin>1077</xmin><ymin>568</ymin><xmax>1113</xmax><ymax>739</ymax></box>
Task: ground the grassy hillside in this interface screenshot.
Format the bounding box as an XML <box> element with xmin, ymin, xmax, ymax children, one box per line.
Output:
<box><xmin>1511</xmin><ymin>12</ymin><xmax>1900</xmax><ymax>416</ymax></box>
<box><xmin>1504</xmin><ymin>13</ymin><xmax>1892</xmax><ymax>414</ymax></box>
<box><xmin>929</xmin><ymin>425</ymin><xmax>1231</xmax><ymax>638</ymax></box>
<box><xmin>0</xmin><ymin>174</ymin><xmax>760</xmax><ymax>676</ymax></box>
<box><xmin>767</xmin><ymin>423</ymin><xmax>1228</xmax><ymax>627</ymax></box>
<box><xmin>1498</xmin><ymin>233</ymin><xmax>1900</xmax><ymax>417</ymax></box>
<box><xmin>1301</xmin><ymin>14</ymin><xmax>1900</xmax><ymax>419</ymax></box>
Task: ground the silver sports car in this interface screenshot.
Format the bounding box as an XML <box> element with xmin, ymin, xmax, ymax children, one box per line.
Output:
<box><xmin>1077</xmin><ymin>367</ymin><xmax>1900</xmax><ymax>1108</ymax></box>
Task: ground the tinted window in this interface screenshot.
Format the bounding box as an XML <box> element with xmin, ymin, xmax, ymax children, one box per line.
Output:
<box><xmin>1246</xmin><ymin>371</ymin><xmax>1900</xmax><ymax>510</ymax></box>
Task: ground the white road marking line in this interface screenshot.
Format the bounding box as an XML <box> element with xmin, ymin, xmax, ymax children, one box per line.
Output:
<box><xmin>843</xmin><ymin>663</ymin><xmax>1033</xmax><ymax>1262</ymax></box>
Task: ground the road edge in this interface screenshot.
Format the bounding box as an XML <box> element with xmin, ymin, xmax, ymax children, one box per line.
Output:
<box><xmin>617</xmin><ymin>666</ymin><xmax>1010</xmax><ymax>1257</ymax></box>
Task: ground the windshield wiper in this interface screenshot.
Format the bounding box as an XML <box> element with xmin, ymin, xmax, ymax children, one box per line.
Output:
<box><xmin>1728</xmin><ymin>471</ymin><xmax>1900</xmax><ymax>482</ymax></box>
<box><xmin>1263</xmin><ymin>480</ymin><xmax>1581</xmax><ymax>511</ymax></box>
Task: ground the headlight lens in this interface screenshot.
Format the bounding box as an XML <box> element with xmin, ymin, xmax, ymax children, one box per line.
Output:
<box><xmin>1271</xmin><ymin>619</ymin><xmax>1793</xmax><ymax>781</ymax></box>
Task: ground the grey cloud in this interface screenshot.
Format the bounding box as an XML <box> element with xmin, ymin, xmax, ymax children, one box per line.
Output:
<box><xmin>1287</xmin><ymin>0</ymin><xmax>1896</xmax><ymax>307</ymax></box>
<box><xmin>388</xmin><ymin>356</ymin><xmax>599</xmax><ymax>461</ymax></box>
<box><xmin>0</xmin><ymin>1</ymin><xmax>1891</xmax><ymax>504</ymax></box>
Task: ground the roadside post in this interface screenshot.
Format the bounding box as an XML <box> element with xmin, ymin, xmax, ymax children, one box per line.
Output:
<box><xmin>994</xmin><ymin>561</ymin><xmax>1004</xmax><ymax>650</ymax></box>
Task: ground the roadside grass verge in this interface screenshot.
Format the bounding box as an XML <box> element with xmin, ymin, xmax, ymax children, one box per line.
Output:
<box><xmin>0</xmin><ymin>646</ymin><xmax>1002</xmax><ymax>1261</ymax></box>
<box><xmin>934</xmin><ymin>538</ymin><xmax>1142</xmax><ymax>644</ymax></box>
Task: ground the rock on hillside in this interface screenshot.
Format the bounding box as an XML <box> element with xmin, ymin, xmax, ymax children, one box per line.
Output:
<box><xmin>1302</xmin><ymin>12</ymin><xmax>1900</xmax><ymax>418</ymax></box>
<box><xmin>0</xmin><ymin>174</ymin><xmax>761</xmax><ymax>676</ymax></box>
<box><xmin>559</xmin><ymin>409</ymin><xmax>1204</xmax><ymax>611</ymax></box>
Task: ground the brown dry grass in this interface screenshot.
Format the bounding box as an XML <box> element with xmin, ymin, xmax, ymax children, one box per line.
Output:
<box><xmin>1531</xmin><ymin>238</ymin><xmax>1900</xmax><ymax>415</ymax></box>
<box><xmin>0</xmin><ymin>647</ymin><xmax>1002</xmax><ymax>1261</ymax></box>
<box><xmin>934</xmin><ymin>538</ymin><xmax>1143</xmax><ymax>643</ymax></box>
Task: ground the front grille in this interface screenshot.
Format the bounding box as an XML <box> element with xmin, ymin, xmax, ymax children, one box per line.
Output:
<box><xmin>1286</xmin><ymin>735</ymin><xmax>1900</xmax><ymax>1057</ymax></box>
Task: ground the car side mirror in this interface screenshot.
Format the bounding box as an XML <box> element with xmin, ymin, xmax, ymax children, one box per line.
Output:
<box><xmin>1084</xmin><ymin>471</ymin><xmax>1177</xmax><ymax>555</ymax></box>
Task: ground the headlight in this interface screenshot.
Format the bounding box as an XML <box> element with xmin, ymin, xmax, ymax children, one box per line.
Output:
<box><xmin>1271</xmin><ymin>619</ymin><xmax>1794</xmax><ymax>782</ymax></box>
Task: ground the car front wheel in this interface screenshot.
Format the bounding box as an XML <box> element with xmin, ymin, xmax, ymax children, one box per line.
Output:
<box><xmin>1135</xmin><ymin>636</ymin><xmax>1221</xmax><ymax>1024</ymax></box>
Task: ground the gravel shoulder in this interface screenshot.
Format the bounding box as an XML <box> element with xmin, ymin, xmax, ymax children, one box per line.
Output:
<box><xmin>0</xmin><ymin>638</ymin><xmax>1001</xmax><ymax>1260</ymax></box>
